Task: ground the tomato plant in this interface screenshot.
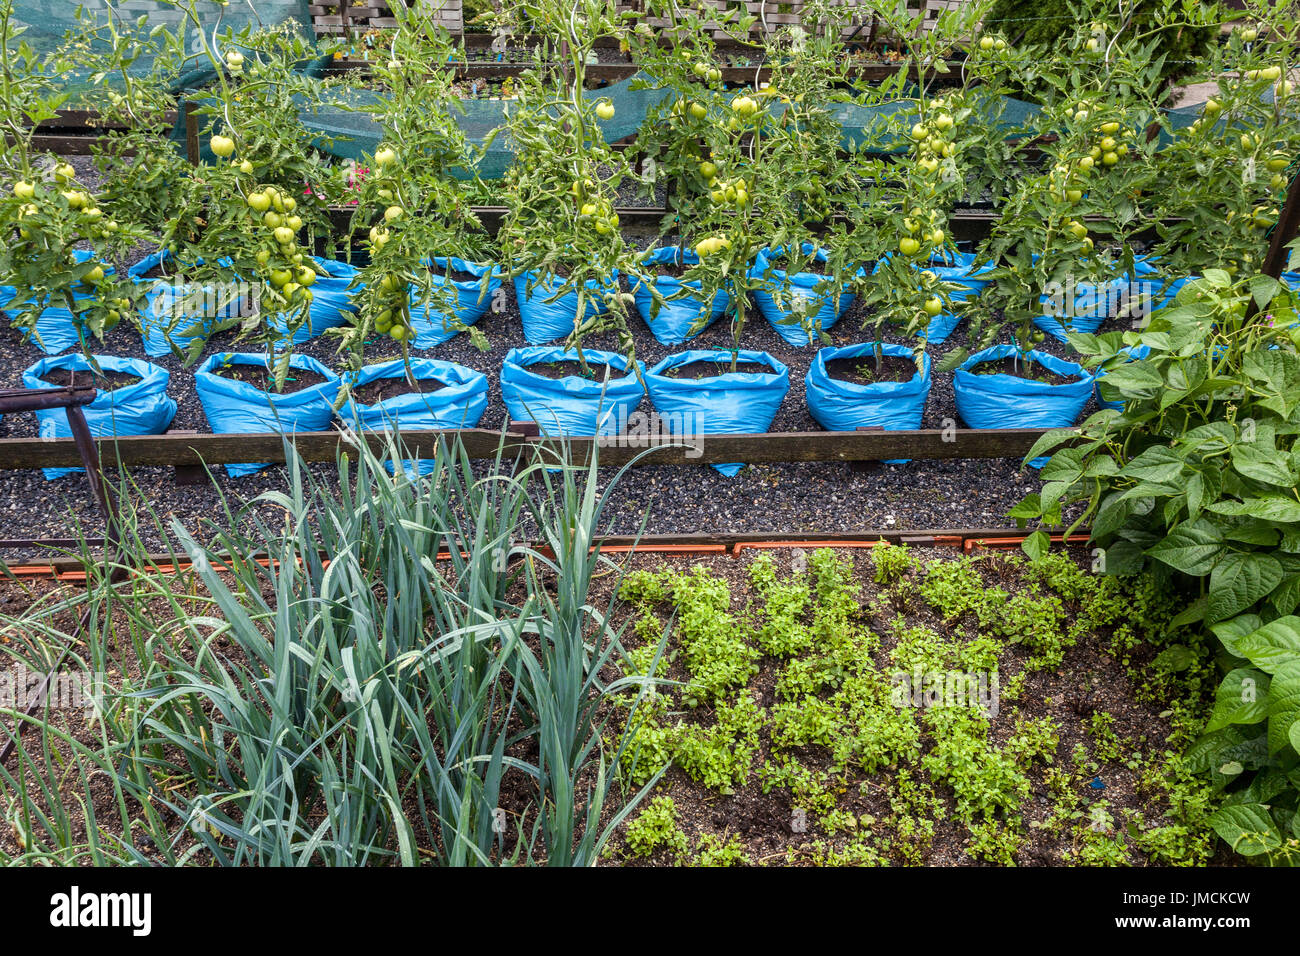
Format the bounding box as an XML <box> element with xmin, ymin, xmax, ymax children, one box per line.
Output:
<box><xmin>964</xmin><ymin>18</ymin><xmax>1167</xmax><ymax>360</ymax></box>
<box><xmin>847</xmin><ymin>0</ymin><xmax>998</xmax><ymax>344</ymax></box>
<box><xmin>493</xmin><ymin>0</ymin><xmax>643</xmax><ymax>370</ymax></box>
<box><xmin>0</xmin><ymin>0</ymin><xmax>144</xmax><ymax>354</ymax></box>
<box><xmin>338</xmin><ymin>4</ymin><xmax>494</xmax><ymax>370</ymax></box>
<box><xmin>628</xmin><ymin>0</ymin><xmax>864</xmax><ymax>364</ymax></box>
<box><xmin>1148</xmin><ymin>10</ymin><xmax>1300</xmax><ymax>278</ymax></box>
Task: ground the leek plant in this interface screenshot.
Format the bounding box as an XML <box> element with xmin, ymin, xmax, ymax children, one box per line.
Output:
<box><xmin>1</xmin><ymin>432</ymin><xmax>666</xmax><ymax>865</ymax></box>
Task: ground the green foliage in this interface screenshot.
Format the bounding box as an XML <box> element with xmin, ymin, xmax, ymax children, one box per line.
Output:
<box><xmin>339</xmin><ymin>9</ymin><xmax>492</xmax><ymax>364</ymax></box>
<box><xmin>1014</xmin><ymin>271</ymin><xmax>1300</xmax><ymax>863</ymax></box>
<box><xmin>624</xmin><ymin>796</ymin><xmax>689</xmax><ymax>859</ymax></box>
<box><xmin>692</xmin><ymin>832</ymin><xmax>748</xmax><ymax>867</ymax></box>
<box><xmin>670</xmin><ymin>566</ymin><xmax>761</xmax><ymax>704</ymax></box>
<box><xmin>871</xmin><ymin>540</ymin><xmax>916</xmax><ymax>584</ymax></box>
<box><xmin>919</xmin><ymin>558</ymin><xmax>992</xmax><ymax>620</ymax></box>
<box><xmin>675</xmin><ymin>693</ymin><xmax>765</xmax><ymax>792</ymax></box>
<box><xmin>749</xmin><ymin>552</ymin><xmax>812</xmax><ymax>657</ymax></box>
<box><xmin>967</xmin><ymin>819</ymin><xmax>1024</xmax><ymax>865</ymax></box>
<box><xmin>922</xmin><ymin>707</ymin><xmax>1034</xmax><ymax>822</ymax></box>
<box><xmin>984</xmin><ymin>0</ymin><xmax>1216</xmax><ymax>96</ymax></box>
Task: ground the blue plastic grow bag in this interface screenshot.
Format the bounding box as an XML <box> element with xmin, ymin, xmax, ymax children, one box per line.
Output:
<box><xmin>5</xmin><ymin>251</ymin><xmax>116</xmax><ymax>355</ymax></box>
<box><xmin>872</xmin><ymin>251</ymin><xmax>995</xmax><ymax>303</ymax></box>
<box><xmin>645</xmin><ymin>349</ymin><xmax>790</xmax><ymax>476</ymax></box>
<box><xmin>628</xmin><ymin>246</ymin><xmax>729</xmax><ymax>345</ymax></box>
<box><xmin>500</xmin><ymin>347</ymin><xmax>644</xmax><ymax>438</ymax></box>
<box><xmin>515</xmin><ymin>270</ymin><xmax>620</xmax><ymax>345</ymax></box>
<box><xmin>923</xmin><ymin>251</ymin><xmax>995</xmax><ymax>300</ymax></box>
<box><xmin>341</xmin><ymin>358</ymin><xmax>489</xmax><ymax>476</ymax></box>
<box><xmin>410</xmin><ymin>257</ymin><xmax>503</xmax><ymax>349</ymax></box>
<box><xmin>953</xmin><ymin>345</ymin><xmax>1094</xmax><ymax>467</ymax></box>
<box><xmin>806</xmin><ymin>343</ymin><xmax>930</xmax><ymax>463</ymax></box>
<box><xmin>195</xmin><ymin>352</ymin><xmax>341</xmax><ymax>477</ymax></box>
<box><xmin>917</xmin><ymin>311</ymin><xmax>963</xmax><ymax>345</ymax></box>
<box><xmin>1034</xmin><ymin>257</ymin><xmax>1193</xmax><ymax>343</ymax></box>
<box><xmin>128</xmin><ymin>250</ymin><xmax>243</xmax><ymax>358</ymax></box>
<box><xmin>749</xmin><ymin>243</ymin><xmax>861</xmax><ymax>346</ymax></box>
<box><xmin>22</xmin><ymin>354</ymin><xmax>177</xmax><ymax>480</ymax></box>
<box><xmin>268</xmin><ymin>257</ymin><xmax>360</xmax><ymax>349</ymax></box>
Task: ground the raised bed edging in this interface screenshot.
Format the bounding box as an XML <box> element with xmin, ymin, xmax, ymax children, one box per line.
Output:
<box><xmin>0</xmin><ymin>425</ymin><xmax>1072</xmax><ymax>470</ymax></box>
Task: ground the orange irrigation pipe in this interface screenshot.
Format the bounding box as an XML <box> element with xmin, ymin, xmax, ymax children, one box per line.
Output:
<box><xmin>964</xmin><ymin>533</ymin><xmax>1091</xmax><ymax>553</ymax></box>
<box><xmin>3</xmin><ymin>531</ymin><xmax>1092</xmax><ymax>581</ymax></box>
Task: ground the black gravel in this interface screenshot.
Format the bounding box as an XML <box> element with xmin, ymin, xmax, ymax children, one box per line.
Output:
<box><xmin>0</xmin><ymin>156</ymin><xmax>1091</xmax><ymax>561</ymax></box>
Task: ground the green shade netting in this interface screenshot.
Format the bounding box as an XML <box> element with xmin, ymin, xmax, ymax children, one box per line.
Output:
<box><xmin>297</xmin><ymin>77</ymin><xmax>1038</xmax><ymax>174</ymax></box>
<box><xmin>10</xmin><ymin>0</ymin><xmax>315</xmax><ymax>96</ymax></box>
<box><xmin>298</xmin><ymin>71</ymin><xmax>672</xmax><ymax>179</ymax></box>
<box><xmin>835</xmin><ymin>91</ymin><xmax>1042</xmax><ymax>154</ymax></box>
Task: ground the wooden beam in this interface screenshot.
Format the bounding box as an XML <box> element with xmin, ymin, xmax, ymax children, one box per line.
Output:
<box><xmin>0</xmin><ymin>427</ymin><xmax>1060</xmax><ymax>471</ymax></box>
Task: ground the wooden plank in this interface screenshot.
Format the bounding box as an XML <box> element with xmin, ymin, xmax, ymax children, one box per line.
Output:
<box><xmin>528</xmin><ymin>428</ymin><xmax>1058</xmax><ymax>467</ymax></box>
<box><xmin>0</xmin><ymin>427</ymin><xmax>1062</xmax><ymax>471</ymax></box>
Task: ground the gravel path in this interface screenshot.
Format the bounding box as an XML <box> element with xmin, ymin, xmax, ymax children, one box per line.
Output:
<box><xmin>0</xmin><ymin>157</ymin><xmax>1097</xmax><ymax>560</ymax></box>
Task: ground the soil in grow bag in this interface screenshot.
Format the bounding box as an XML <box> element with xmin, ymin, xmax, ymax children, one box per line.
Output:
<box><xmin>823</xmin><ymin>355</ymin><xmax>917</xmax><ymax>384</ymax></box>
<box><xmin>966</xmin><ymin>356</ymin><xmax>1084</xmax><ymax>386</ymax></box>
<box><xmin>526</xmin><ymin>360</ymin><xmax>624</xmax><ymax>381</ymax></box>
<box><xmin>135</xmin><ymin>262</ymin><xmax>174</xmax><ymax>280</ymax></box>
<box><xmin>631</xmin><ymin>247</ymin><xmax>729</xmax><ymax>346</ymax></box>
<box><xmin>209</xmin><ymin>362</ymin><xmax>330</xmax><ymax>394</ymax></box>
<box><xmin>953</xmin><ymin>346</ymin><xmax>1093</xmax><ymax>468</ymax></box>
<box><xmin>663</xmin><ymin>360</ymin><xmax>776</xmax><ymax>379</ymax></box>
<box><xmin>501</xmin><ymin>347</ymin><xmax>644</xmax><ymax>439</ymax></box>
<box><xmin>351</xmin><ymin>376</ymin><xmax>447</xmax><ymax>405</ymax></box>
<box><xmin>342</xmin><ymin>359</ymin><xmax>489</xmax><ymax>477</ymax></box>
<box><xmin>38</xmin><ymin>367</ymin><xmax>142</xmax><ymax>391</ymax></box>
<box><xmin>429</xmin><ymin>261</ymin><xmax>481</xmax><ymax>284</ymax></box>
<box><xmin>23</xmin><ymin>354</ymin><xmax>177</xmax><ymax>481</ymax></box>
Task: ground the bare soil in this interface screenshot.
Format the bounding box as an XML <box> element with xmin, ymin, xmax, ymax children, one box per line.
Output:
<box><xmin>351</xmin><ymin>376</ymin><xmax>447</xmax><ymax>405</ymax></box>
<box><xmin>968</xmin><ymin>357</ymin><xmax>1081</xmax><ymax>387</ymax></box>
<box><xmin>38</xmin><ymin>367</ymin><xmax>142</xmax><ymax>392</ymax></box>
<box><xmin>211</xmin><ymin>362</ymin><xmax>329</xmax><ymax>394</ymax></box>
<box><xmin>824</xmin><ymin>355</ymin><xmax>917</xmax><ymax>385</ymax></box>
